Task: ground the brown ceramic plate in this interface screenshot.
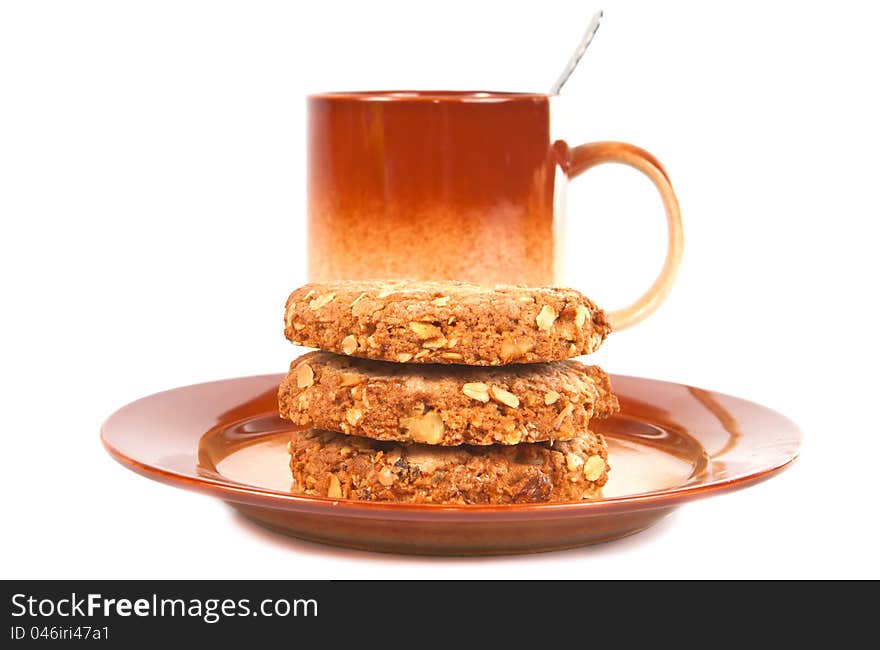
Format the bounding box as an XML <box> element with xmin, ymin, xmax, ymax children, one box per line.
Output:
<box><xmin>101</xmin><ymin>373</ymin><xmax>800</xmax><ymax>555</ymax></box>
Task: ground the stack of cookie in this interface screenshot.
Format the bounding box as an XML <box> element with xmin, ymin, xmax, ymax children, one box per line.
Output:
<box><xmin>278</xmin><ymin>280</ymin><xmax>619</xmax><ymax>505</ymax></box>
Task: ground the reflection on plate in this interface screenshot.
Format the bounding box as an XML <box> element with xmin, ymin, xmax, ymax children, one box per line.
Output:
<box><xmin>102</xmin><ymin>373</ymin><xmax>800</xmax><ymax>555</ymax></box>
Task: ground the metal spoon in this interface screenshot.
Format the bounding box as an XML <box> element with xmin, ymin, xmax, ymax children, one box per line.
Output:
<box><xmin>549</xmin><ymin>10</ymin><xmax>604</xmax><ymax>95</ymax></box>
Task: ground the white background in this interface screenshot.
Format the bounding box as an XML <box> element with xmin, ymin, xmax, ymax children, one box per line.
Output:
<box><xmin>2</xmin><ymin>0</ymin><xmax>878</xmax><ymax>579</ymax></box>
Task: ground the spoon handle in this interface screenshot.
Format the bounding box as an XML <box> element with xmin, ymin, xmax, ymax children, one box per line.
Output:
<box><xmin>549</xmin><ymin>10</ymin><xmax>604</xmax><ymax>95</ymax></box>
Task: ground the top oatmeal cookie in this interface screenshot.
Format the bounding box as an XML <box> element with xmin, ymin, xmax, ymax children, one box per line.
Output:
<box><xmin>283</xmin><ymin>280</ymin><xmax>611</xmax><ymax>365</ymax></box>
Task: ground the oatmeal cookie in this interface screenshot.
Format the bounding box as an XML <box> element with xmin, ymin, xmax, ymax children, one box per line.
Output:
<box><xmin>288</xmin><ymin>428</ymin><xmax>610</xmax><ymax>505</ymax></box>
<box><xmin>283</xmin><ymin>280</ymin><xmax>610</xmax><ymax>365</ymax></box>
<box><xmin>279</xmin><ymin>351</ymin><xmax>618</xmax><ymax>446</ymax></box>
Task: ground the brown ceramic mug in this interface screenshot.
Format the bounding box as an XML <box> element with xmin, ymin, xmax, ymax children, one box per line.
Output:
<box><xmin>307</xmin><ymin>90</ymin><xmax>682</xmax><ymax>330</ymax></box>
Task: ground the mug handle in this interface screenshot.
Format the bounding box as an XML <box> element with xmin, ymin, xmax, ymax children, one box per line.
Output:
<box><xmin>555</xmin><ymin>140</ymin><xmax>684</xmax><ymax>330</ymax></box>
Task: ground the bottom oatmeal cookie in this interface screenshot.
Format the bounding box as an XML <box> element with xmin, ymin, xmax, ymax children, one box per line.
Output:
<box><xmin>288</xmin><ymin>428</ymin><xmax>610</xmax><ymax>505</ymax></box>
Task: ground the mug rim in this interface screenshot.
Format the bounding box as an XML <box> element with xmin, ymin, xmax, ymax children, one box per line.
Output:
<box><xmin>309</xmin><ymin>90</ymin><xmax>552</xmax><ymax>103</ymax></box>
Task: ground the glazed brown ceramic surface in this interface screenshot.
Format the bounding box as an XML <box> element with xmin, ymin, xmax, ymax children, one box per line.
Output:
<box><xmin>308</xmin><ymin>92</ymin><xmax>556</xmax><ymax>286</ymax></box>
<box><xmin>307</xmin><ymin>91</ymin><xmax>683</xmax><ymax>330</ymax></box>
<box><xmin>101</xmin><ymin>373</ymin><xmax>800</xmax><ymax>555</ymax></box>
